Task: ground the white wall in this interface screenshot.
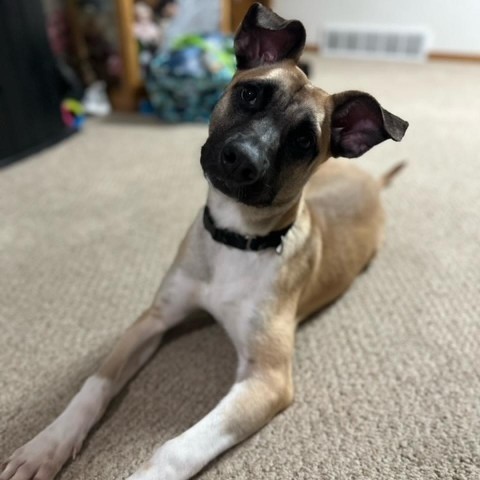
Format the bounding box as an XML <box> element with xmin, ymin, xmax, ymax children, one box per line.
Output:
<box><xmin>274</xmin><ymin>0</ymin><xmax>480</xmax><ymax>55</ymax></box>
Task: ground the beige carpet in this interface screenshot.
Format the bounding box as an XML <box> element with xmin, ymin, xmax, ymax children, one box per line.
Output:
<box><xmin>1</xmin><ymin>56</ymin><xmax>480</xmax><ymax>480</ymax></box>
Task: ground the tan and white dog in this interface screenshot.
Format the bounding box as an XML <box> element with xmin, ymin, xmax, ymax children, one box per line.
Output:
<box><xmin>1</xmin><ymin>4</ymin><xmax>408</xmax><ymax>480</ymax></box>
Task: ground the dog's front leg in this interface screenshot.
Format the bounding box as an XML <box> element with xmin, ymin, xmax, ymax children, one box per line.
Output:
<box><xmin>127</xmin><ymin>314</ymin><xmax>296</xmax><ymax>480</ymax></box>
<box><xmin>1</xmin><ymin>268</ymin><xmax>199</xmax><ymax>480</ymax></box>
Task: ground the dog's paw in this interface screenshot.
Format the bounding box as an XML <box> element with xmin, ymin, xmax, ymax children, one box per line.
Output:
<box><xmin>125</xmin><ymin>464</ymin><xmax>177</xmax><ymax>480</ymax></box>
<box><xmin>0</xmin><ymin>428</ymin><xmax>79</xmax><ymax>480</ymax></box>
<box><xmin>125</xmin><ymin>466</ymin><xmax>162</xmax><ymax>480</ymax></box>
<box><xmin>124</xmin><ymin>440</ymin><xmax>195</xmax><ymax>480</ymax></box>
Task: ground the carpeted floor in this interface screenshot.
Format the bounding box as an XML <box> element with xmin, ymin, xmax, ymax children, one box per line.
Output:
<box><xmin>1</xmin><ymin>56</ymin><xmax>479</xmax><ymax>480</ymax></box>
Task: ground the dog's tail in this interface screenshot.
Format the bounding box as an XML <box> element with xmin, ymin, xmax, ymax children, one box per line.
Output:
<box><xmin>380</xmin><ymin>161</ymin><xmax>407</xmax><ymax>188</ymax></box>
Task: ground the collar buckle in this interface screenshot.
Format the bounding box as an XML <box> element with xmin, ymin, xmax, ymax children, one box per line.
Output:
<box><xmin>275</xmin><ymin>238</ymin><xmax>284</xmax><ymax>255</ymax></box>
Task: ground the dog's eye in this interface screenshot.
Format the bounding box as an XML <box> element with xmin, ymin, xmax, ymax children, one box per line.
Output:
<box><xmin>296</xmin><ymin>134</ymin><xmax>313</xmax><ymax>150</ymax></box>
<box><xmin>240</xmin><ymin>86</ymin><xmax>259</xmax><ymax>105</ymax></box>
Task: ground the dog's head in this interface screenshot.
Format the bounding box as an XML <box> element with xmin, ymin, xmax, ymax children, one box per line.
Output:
<box><xmin>200</xmin><ymin>3</ymin><xmax>408</xmax><ymax>207</ymax></box>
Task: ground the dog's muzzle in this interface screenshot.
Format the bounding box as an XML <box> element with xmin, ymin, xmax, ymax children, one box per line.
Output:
<box><xmin>200</xmin><ymin>120</ymin><xmax>280</xmax><ymax>205</ymax></box>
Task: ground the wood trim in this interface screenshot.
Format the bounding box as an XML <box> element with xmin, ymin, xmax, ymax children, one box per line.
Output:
<box><xmin>112</xmin><ymin>0</ymin><xmax>142</xmax><ymax>111</ymax></box>
<box><xmin>429</xmin><ymin>51</ymin><xmax>480</xmax><ymax>63</ymax></box>
<box><xmin>221</xmin><ymin>0</ymin><xmax>232</xmax><ymax>33</ymax></box>
<box><xmin>304</xmin><ymin>44</ymin><xmax>320</xmax><ymax>53</ymax></box>
<box><xmin>115</xmin><ymin>0</ymin><xmax>141</xmax><ymax>89</ymax></box>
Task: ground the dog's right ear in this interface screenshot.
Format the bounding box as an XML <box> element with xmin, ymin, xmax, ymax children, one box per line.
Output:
<box><xmin>329</xmin><ymin>91</ymin><xmax>409</xmax><ymax>158</ymax></box>
<box><xmin>234</xmin><ymin>3</ymin><xmax>306</xmax><ymax>70</ymax></box>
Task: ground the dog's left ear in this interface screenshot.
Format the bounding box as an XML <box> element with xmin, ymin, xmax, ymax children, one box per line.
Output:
<box><xmin>329</xmin><ymin>91</ymin><xmax>409</xmax><ymax>158</ymax></box>
<box><xmin>234</xmin><ymin>3</ymin><xmax>306</xmax><ymax>70</ymax></box>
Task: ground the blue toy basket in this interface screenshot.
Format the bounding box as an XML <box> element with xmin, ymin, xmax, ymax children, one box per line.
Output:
<box><xmin>145</xmin><ymin>34</ymin><xmax>235</xmax><ymax>122</ymax></box>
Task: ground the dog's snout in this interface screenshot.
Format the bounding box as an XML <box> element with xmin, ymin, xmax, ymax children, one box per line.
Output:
<box><xmin>221</xmin><ymin>142</ymin><xmax>264</xmax><ymax>185</ymax></box>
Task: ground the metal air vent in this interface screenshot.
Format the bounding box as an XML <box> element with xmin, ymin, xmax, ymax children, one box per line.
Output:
<box><xmin>321</xmin><ymin>25</ymin><xmax>431</xmax><ymax>61</ymax></box>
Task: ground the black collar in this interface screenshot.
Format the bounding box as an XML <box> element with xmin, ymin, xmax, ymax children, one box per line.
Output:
<box><xmin>203</xmin><ymin>206</ymin><xmax>292</xmax><ymax>253</ymax></box>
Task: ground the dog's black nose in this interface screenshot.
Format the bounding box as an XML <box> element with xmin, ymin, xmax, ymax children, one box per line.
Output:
<box><xmin>221</xmin><ymin>142</ymin><xmax>263</xmax><ymax>185</ymax></box>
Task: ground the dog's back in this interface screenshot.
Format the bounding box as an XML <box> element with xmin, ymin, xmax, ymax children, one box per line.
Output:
<box><xmin>298</xmin><ymin>159</ymin><xmax>403</xmax><ymax>319</ymax></box>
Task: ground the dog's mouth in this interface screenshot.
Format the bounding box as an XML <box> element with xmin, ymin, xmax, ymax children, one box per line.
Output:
<box><xmin>205</xmin><ymin>171</ymin><xmax>275</xmax><ymax>207</ymax></box>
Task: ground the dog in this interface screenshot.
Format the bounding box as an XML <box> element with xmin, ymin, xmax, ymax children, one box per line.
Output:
<box><xmin>1</xmin><ymin>4</ymin><xmax>408</xmax><ymax>480</ymax></box>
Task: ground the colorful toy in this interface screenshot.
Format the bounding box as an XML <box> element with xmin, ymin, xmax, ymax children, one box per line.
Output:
<box><xmin>61</xmin><ymin>98</ymin><xmax>85</xmax><ymax>130</ymax></box>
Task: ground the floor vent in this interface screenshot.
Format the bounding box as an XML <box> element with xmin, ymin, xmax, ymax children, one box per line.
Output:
<box><xmin>321</xmin><ymin>25</ymin><xmax>431</xmax><ymax>62</ymax></box>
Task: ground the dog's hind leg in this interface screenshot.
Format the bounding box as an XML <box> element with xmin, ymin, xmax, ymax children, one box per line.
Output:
<box><xmin>0</xmin><ymin>269</ymin><xmax>199</xmax><ymax>480</ymax></box>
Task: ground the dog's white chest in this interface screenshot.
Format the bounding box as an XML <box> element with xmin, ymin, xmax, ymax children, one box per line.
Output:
<box><xmin>198</xmin><ymin>244</ymin><xmax>280</xmax><ymax>351</ymax></box>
